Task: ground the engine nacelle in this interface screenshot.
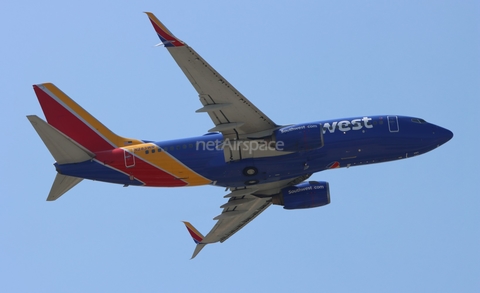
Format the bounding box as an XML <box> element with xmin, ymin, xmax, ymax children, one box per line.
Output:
<box><xmin>273</xmin><ymin>123</ymin><xmax>323</xmax><ymax>152</ymax></box>
<box><xmin>272</xmin><ymin>181</ymin><xmax>330</xmax><ymax>210</ymax></box>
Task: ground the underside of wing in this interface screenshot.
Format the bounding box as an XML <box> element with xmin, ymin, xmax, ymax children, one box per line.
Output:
<box><xmin>145</xmin><ymin>12</ymin><xmax>278</xmax><ymax>139</ymax></box>
<box><xmin>205</xmin><ymin>193</ymin><xmax>272</xmax><ymax>244</ymax></box>
<box><xmin>184</xmin><ymin>191</ymin><xmax>271</xmax><ymax>259</ymax></box>
<box><xmin>183</xmin><ymin>175</ymin><xmax>311</xmax><ymax>259</ymax></box>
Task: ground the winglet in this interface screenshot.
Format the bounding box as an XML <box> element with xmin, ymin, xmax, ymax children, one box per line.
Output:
<box><xmin>183</xmin><ymin>221</ymin><xmax>204</xmax><ymax>244</ymax></box>
<box><xmin>144</xmin><ymin>12</ymin><xmax>185</xmax><ymax>47</ymax></box>
<box><xmin>191</xmin><ymin>244</ymin><xmax>207</xmax><ymax>260</ymax></box>
<box><xmin>182</xmin><ymin>221</ymin><xmax>207</xmax><ymax>259</ymax></box>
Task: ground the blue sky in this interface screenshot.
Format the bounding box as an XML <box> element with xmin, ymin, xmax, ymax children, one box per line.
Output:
<box><xmin>1</xmin><ymin>1</ymin><xmax>479</xmax><ymax>292</ymax></box>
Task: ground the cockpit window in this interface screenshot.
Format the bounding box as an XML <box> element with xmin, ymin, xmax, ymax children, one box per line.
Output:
<box><xmin>412</xmin><ymin>118</ymin><xmax>427</xmax><ymax>124</ymax></box>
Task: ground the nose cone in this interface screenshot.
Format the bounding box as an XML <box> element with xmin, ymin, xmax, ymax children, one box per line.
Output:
<box><xmin>393</xmin><ymin>117</ymin><xmax>453</xmax><ymax>156</ymax></box>
<box><xmin>434</xmin><ymin>125</ymin><xmax>453</xmax><ymax>147</ymax></box>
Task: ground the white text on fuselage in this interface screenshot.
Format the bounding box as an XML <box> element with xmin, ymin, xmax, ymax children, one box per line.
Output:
<box><xmin>279</xmin><ymin>124</ymin><xmax>318</xmax><ymax>134</ymax></box>
<box><xmin>322</xmin><ymin>117</ymin><xmax>373</xmax><ymax>134</ymax></box>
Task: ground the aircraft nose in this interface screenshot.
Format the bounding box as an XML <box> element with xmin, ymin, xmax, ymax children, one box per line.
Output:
<box><xmin>433</xmin><ymin>125</ymin><xmax>453</xmax><ymax>146</ymax></box>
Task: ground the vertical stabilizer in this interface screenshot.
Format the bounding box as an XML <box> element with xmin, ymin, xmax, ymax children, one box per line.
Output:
<box><xmin>33</xmin><ymin>83</ymin><xmax>143</xmax><ymax>153</ymax></box>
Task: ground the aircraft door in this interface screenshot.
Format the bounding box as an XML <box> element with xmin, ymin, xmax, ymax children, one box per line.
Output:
<box><xmin>387</xmin><ymin>116</ymin><xmax>399</xmax><ymax>132</ymax></box>
<box><xmin>124</xmin><ymin>149</ymin><xmax>135</xmax><ymax>168</ymax></box>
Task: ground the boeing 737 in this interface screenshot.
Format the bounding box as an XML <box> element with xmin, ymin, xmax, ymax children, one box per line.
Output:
<box><xmin>27</xmin><ymin>12</ymin><xmax>453</xmax><ymax>258</ymax></box>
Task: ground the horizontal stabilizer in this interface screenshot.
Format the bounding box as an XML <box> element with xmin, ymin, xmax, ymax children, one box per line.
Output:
<box><xmin>48</xmin><ymin>173</ymin><xmax>83</xmax><ymax>201</ymax></box>
<box><xmin>27</xmin><ymin>115</ymin><xmax>94</xmax><ymax>164</ymax></box>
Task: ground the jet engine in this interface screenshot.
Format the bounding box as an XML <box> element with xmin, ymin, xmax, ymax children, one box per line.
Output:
<box><xmin>272</xmin><ymin>181</ymin><xmax>330</xmax><ymax>209</ymax></box>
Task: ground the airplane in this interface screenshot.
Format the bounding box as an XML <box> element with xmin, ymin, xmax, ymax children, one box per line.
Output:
<box><xmin>27</xmin><ymin>12</ymin><xmax>453</xmax><ymax>259</ymax></box>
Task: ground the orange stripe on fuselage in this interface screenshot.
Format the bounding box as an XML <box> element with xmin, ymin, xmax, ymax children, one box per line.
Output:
<box><xmin>123</xmin><ymin>143</ymin><xmax>211</xmax><ymax>186</ymax></box>
<box><xmin>95</xmin><ymin>147</ymin><xmax>186</xmax><ymax>187</ymax></box>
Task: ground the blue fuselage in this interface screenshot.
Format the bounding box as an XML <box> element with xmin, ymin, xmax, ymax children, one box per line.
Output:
<box><xmin>56</xmin><ymin>115</ymin><xmax>453</xmax><ymax>188</ymax></box>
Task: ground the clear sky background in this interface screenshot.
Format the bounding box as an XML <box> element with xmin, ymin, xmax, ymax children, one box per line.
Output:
<box><xmin>1</xmin><ymin>1</ymin><xmax>479</xmax><ymax>292</ymax></box>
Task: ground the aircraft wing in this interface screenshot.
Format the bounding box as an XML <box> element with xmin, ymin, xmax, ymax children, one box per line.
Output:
<box><xmin>184</xmin><ymin>189</ymin><xmax>271</xmax><ymax>259</ymax></box>
<box><xmin>145</xmin><ymin>12</ymin><xmax>278</xmax><ymax>139</ymax></box>
<box><xmin>183</xmin><ymin>175</ymin><xmax>311</xmax><ymax>258</ymax></box>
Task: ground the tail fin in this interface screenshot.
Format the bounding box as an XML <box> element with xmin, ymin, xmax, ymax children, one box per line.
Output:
<box><xmin>30</xmin><ymin>82</ymin><xmax>142</xmax><ymax>200</ymax></box>
<box><xmin>182</xmin><ymin>221</ymin><xmax>207</xmax><ymax>259</ymax></box>
<box><xmin>33</xmin><ymin>83</ymin><xmax>143</xmax><ymax>153</ymax></box>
